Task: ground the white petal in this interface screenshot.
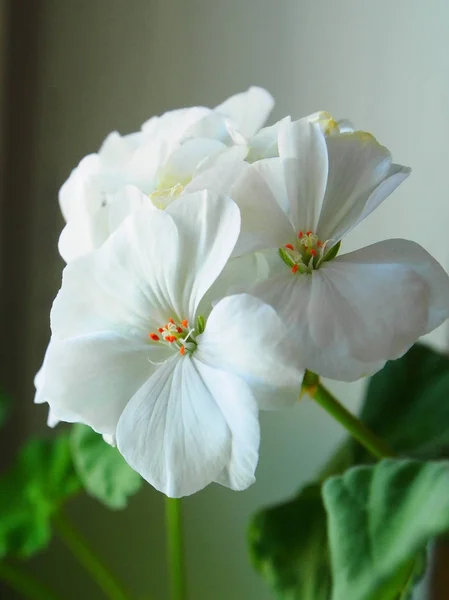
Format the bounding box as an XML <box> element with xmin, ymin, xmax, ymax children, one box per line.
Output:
<box><xmin>337</xmin><ymin>239</ymin><xmax>449</xmax><ymax>333</ymax></box>
<box><xmin>317</xmin><ymin>132</ymin><xmax>410</xmax><ymax>242</ymax></box>
<box><xmin>214</xmin><ymin>87</ymin><xmax>274</xmax><ymax>137</ymax></box>
<box><xmin>53</xmin><ymin>192</ymin><xmax>240</xmax><ymax>340</ymax></box>
<box><xmin>41</xmin><ymin>333</ymin><xmax>158</xmax><ymax>435</ymax></box>
<box><xmin>251</xmin><ymin>269</ymin><xmax>387</xmax><ymax>381</ymax></box>
<box><xmin>246</xmin><ymin>117</ymin><xmax>290</xmax><ymax>163</ymax></box>
<box><xmin>108</xmin><ymin>185</ymin><xmax>155</xmax><ymax>234</ymax></box>
<box><xmin>165</xmin><ymin>190</ymin><xmax>241</xmax><ymax>317</ymax></box>
<box><xmin>116</xmin><ymin>356</ymin><xmax>259</xmax><ymax>496</ymax></box>
<box><xmin>158</xmin><ymin>138</ymin><xmax>226</xmax><ymax>188</ymax></box>
<box><xmin>194</xmin><ymin>361</ymin><xmax>259</xmax><ymax>491</ymax></box>
<box><xmin>184</xmin><ymin>154</ymin><xmax>249</xmax><ymax>197</ymax></box>
<box><xmin>197</xmin><ymin>294</ymin><xmax>304</xmax><ymax>407</ymax></box>
<box><xmin>231</xmin><ymin>159</ymin><xmax>294</xmax><ymax>256</ymax></box>
<box><xmin>278</xmin><ymin>118</ymin><xmax>329</xmax><ymax>233</ymax></box>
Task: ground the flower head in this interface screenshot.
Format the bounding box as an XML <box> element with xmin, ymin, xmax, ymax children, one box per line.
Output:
<box><xmin>229</xmin><ymin>117</ymin><xmax>449</xmax><ymax>381</ymax></box>
<box><xmin>58</xmin><ymin>88</ymin><xmax>273</xmax><ymax>262</ymax></box>
<box><xmin>39</xmin><ymin>191</ymin><xmax>303</xmax><ymax>496</ymax></box>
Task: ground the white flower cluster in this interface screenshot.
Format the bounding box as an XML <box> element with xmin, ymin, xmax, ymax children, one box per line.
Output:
<box><xmin>35</xmin><ymin>88</ymin><xmax>449</xmax><ymax>497</ymax></box>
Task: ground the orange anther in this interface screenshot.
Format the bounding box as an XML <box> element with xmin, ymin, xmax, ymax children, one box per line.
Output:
<box><xmin>317</xmin><ymin>241</ymin><xmax>323</xmax><ymax>248</ymax></box>
<box><xmin>285</xmin><ymin>243</ymin><xmax>294</xmax><ymax>250</ymax></box>
<box><xmin>149</xmin><ymin>333</ymin><xmax>160</xmax><ymax>341</ymax></box>
<box><xmin>306</xmin><ymin>230</ymin><xmax>313</xmax><ymax>236</ymax></box>
<box><xmin>181</xmin><ymin>319</ymin><xmax>188</xmax><ymax>328</ymax></box>
<box><xmin>310</xmin><ymin>249</ymin><xmax>317</xmax><ymax>256</ymax></box>
<box><xmin>291</xmin><ymin>264</ymin><xmax>299</xmax><ymax>274</ymax></box>
<box><xmin>176</xmin><ymin>327</ymin><xmax>183</xmax><ymax>333</ymax></box>
<box><xmin>179</xmin><ymin>345</ymin><xmax>186</xmax><ymax>356</ymax></box>
<box><xmin>158</xmin><ymin>327</ymin><xmax>164</xmax><ymax>333</ymax></box>
<box><xmin>165</xmin><ymin>335</ymin><xmax>177</xmax><ymax>343</ymax></box>
<box><xmin>298</xmin><ymin>230</ymin><xmax>304</xmax><ymax>238</ymax></box>
<box><xmin>168</xmin><ymin>318</ymin><xmax>175</xmax><ymax>324</ymax></box>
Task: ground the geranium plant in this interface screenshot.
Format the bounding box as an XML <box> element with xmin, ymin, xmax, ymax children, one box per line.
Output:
<box><xmin>2</xmin><ymin>87</ymin><xmax>449</xmax><ymax>600</ymax></box>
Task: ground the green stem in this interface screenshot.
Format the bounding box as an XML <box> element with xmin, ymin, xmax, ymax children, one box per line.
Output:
<box><xmin>0</xmin><ymin>561</ymin><xmax>62</xmax><ymax>600</ymax></box>
<box><xmin>53</xmin><ymin>511</ymin><xmax>131</xmax><ymax>600</ymax></box>
<box><xmin>165</xmin><ymin>498</ymin><xmax>187</xmax><ymax>600</ymax></box>
<box><xmin>304</xmin><ymin>373</ymin><xmax>395</xmax><ymax>460</ymax></box>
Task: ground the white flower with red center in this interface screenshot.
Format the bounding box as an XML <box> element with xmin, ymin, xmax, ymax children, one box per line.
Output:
<box><xmin>229</xmin><ymin>117</ymin><xmax>449</xmax><ymax>381</ymax></box>
<box><xmin>58</xmin><ymin>87</ymin><xmax>273</xmax><ymax>262</ymax></box>
<box><xmin>37</xmin><ymin>191</ymin><xmax>303</xmax><ymax>497</ymax></box>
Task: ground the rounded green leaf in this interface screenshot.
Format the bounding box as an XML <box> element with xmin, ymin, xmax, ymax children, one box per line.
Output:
<box><xmin>0</xmin><ymin>434</ymin><xmax>81</xmax><ymax>559</ymax></box>
<box><xmin>323</xmin><ymin>458</ymin><xmax>449</xmax><ymax>600</ymax></box>
<box><xmin>249</xmin><ymin>484</ymin><xmax>331</xmax><ymax>600</ymax></box>
<box><xmin>358</xmin><ymin>343</ymin><xmax>449</xmax><ymax>460</ymax></box>
<box><xmin>71</xmin><ymin>424</ymin><xmax>142</xmax><ymax>510</ymax></box>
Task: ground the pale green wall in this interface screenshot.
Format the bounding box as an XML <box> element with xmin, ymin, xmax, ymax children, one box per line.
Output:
<box><xmin>21</xmin><ymin>1</ymin><xmax>449</xmax><ymax>598</ymax></box>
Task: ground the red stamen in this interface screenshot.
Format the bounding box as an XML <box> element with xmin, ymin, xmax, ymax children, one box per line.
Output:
<box><xmin>298</xmin><ymin>230</ymin><xmax>304</xmax><ymax>238</ymax></box>
<box><xmin>291</xmin><ymin>264</ymin><xmax>299</xmax><ymax>274</ymax></box>
<box><xmin>176</xmin><ymin>327</ymin><xmax>183</xmax><ymax>333</ymax></box>
<box><xmin>285</xmin><ymin>243</ymin><xmax>294</xmax><ymax>250</ymax></box>
<box><xmin>149</xmin><ymin>333</ymin><xmax>160</xmax><ymax>341</ymax></box>
<box><xmin>158</xmin><ymin>327</ymin><xmax>164</xmax><ymax>333</ymax></box>
<box><xmin>180</xmin><ymin>345</ymin><xmax>186</xmax><ymax>356</ymax></box>
<box><xmin>165</xmin><ymin>335</ymin><xmax>177</xmax><ymax>343</ymax></box>
<box><xmin>168</xmin><ymin>318</ymin><xmax>175</xmax><ymax>324</ymax></box>
<box><xmin>310</xmin><ymin>249</ymin><xmax>317</xmax><ymax>256</ymax></box>
<box><xmin>182</xmin><ymin>319</ymin><xmax>188</xmax><ymax>328</ymax></box>
<box><xmin>306</xmin><ymin>230</ymin><xmax>313</xmax><ymax>236</ymax></box>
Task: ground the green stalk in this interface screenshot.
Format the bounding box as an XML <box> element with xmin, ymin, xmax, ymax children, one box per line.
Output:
<box><xmin>303</xmin><ymin>371</ymin><xmax>395</xmax><ymax>460</ymax></box>
<box><xmin>0</xmin><ymin>561</ymin><xmax>62</xmax><ymax>600</ymax></box>
<box><xmin>53</xmin><ymin>511</ymin><xmax>131</xmax><ymax>600</ymax></box>
<box><xmin>165</xmin><ymin>497</ymin><xmax>187</xmax><ymax>600</ymax></box>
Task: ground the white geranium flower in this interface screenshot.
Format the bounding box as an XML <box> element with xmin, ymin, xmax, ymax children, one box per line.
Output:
<box><xmin>229</xmin><ymin>118</ymin><xmax>449</xmax><ymax>381</ymax></box>
<box><xmin>59</xmin><ymin>87</ymin><xmax>273</xmax><ymax>262</ymax></box>
<box><xmin>39</xmin><ymin>191</ymin><xmax>303</xmax><ymax>497</ymax></box>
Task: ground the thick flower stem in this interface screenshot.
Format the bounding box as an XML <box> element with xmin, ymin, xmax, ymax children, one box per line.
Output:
<box><xmin>0</xmin><ymin>562</ymin><xmax>62</xmax><ymax>600</ymax></box>
<box><xmin>303</xmin><ymin>372</ymin><xmax>396</xmax><ymax>460</ymax></box>
<box><xmin>165</xmin><ymin>497</ymin><xmax>187</xmax><ymax>600</ymax></box>
<box><xmin>53</xmin><ymin>511</ymin><xmax>131</xmax><ymax>600</ymax></box>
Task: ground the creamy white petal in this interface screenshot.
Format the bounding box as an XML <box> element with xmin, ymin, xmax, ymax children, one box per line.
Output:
<box><xmin>278</xmin><ymin>118</ymin><xmax>329</xmax><ymax>233</ymax></box>
<box><xmin>337</xmin><ymin>239</ymin><xmax>449</xmax><ymax>333</ymax></box>
<box><xmin>41</xmin><ymin>333</ymin><xmax>159</xmax><ymax>435</ymax></box>
<box><xmin>116</xmin><ymin>356</ymin><xmax>259</xmax><ymax>496</ymax></box>
<box><xmin>246</xmin><ymin>117</ymin><xmax>290</xmax><ymax>163</ymax></box>
<box><xmin>317</xmin><ymin>132</ymin><xmax>410</xmax><ymax>242</ymax></box>
<box><xmin>231</xmin><ymin>160</ymin><xmax>294</xmax><ymax>256</ymax></box>
<box><xmin>250</xmin><ymin>240</ymin><xmax>447</xmax><ymax>381</ymax></box>
<box><xmin>251</xmin><ymin>269</ymin><xmax>387</xmax><ymax>381</ymax></box>
<box><xmin>197</xmin><ymin>294</ymin><xmax>304</xmax><ymax>406</ymax></box>
<box><xmin>214</xmin><ymin>87</ymin><xmax>274</xmax><ymax>137</ymax></box>
<box><xmin>108</xmin><ymin>185</ymin><xmax>155</xmax><ymax>234</ymax></box>
<box><xmin>184</xmin><ymin>156</ymin><xmax>249</xmax><ymax>197</ymax></box>
<box><xmin>158</xmin><ymin>138</ymin><xmax>226</xmax><ymax>188</ymax></box>
<box><xmin>165</xmin><ymin>191</ymin><xmax>241</xmax><ymax>317</ymax></box>
<box><xmin>53</xmin><ymin>192</ymin><xmax>239</xmax><ymax>340</ymax></box>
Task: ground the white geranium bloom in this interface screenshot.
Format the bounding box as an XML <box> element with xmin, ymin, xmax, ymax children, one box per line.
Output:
<box><xmin>59</xmin><ymin>87</ymin><xmax>273</xmax><ymax>262</ymax></box>
<box><xmin>230</xmin><ymin>118</ymin><xmax>449</xmax><ymax>381</ymax></box>
<box><xmin>39</xmin><ymin>191</ymin><xmax>303</xmax><ymax>497</ymax></box>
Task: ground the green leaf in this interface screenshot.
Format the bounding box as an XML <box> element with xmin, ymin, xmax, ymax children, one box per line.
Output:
<box><xmin>249</xmin><ymin>484</ymin><xmax>331</xmax><ymax>600</ymax></box>
<box><xmin>358</xmin><ymin>343</ymin><xmax>449</xmax><ymax>460</ymax></box>
<box><xmin>0</xmin><ymin>434</ymin><xmax>81</xmax><ymax>559</ymax></box>
<box><xmin>323</xmin><ymin>458</ymin><xmax>449</xmax><ymax>600</ymax></box>
<box><xmin>71</xmin><ymin>424</ymin><xmax>142</xmax><ymax>509</ymax></box>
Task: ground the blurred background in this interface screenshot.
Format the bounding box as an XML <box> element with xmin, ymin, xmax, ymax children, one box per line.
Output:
<box><xmin>1</xmin><ymin>1</ymin><xmax>449</xmax><ymax>598</ymax></box>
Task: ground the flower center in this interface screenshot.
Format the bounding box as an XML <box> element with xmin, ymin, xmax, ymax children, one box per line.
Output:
<box><xmin>279</xmin><ymin>230</ymin><xmax>340</xmax><ymax>274</ymax></box>
<box><xmin>149</xmin><ymin>183</ymin><xmax>184</xmax><ymax>209</ymax></box>
<box><xmin>148</xmin><ymin>317</ymin><xmax>199</xmax><ymax>356</ymax></box>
